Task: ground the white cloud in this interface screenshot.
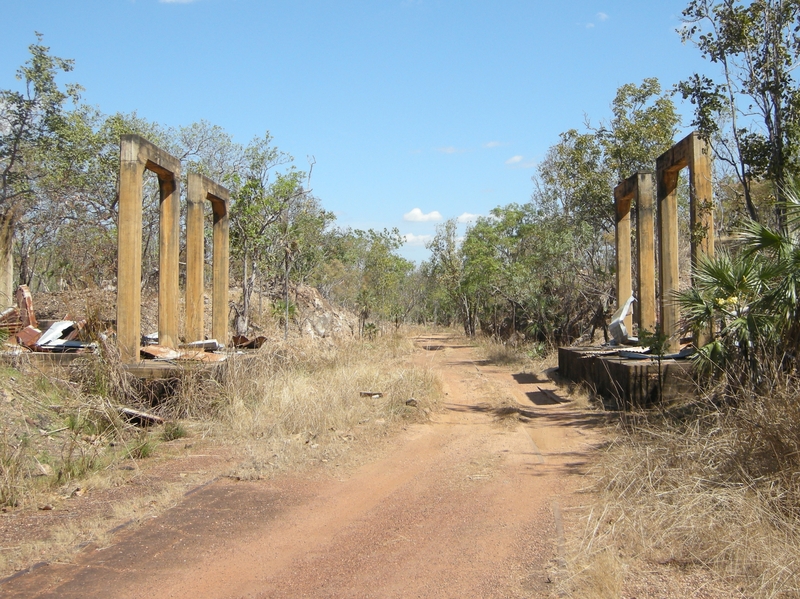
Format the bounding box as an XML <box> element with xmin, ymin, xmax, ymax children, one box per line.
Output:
<box><xmin>505</xmin><ymin>155</ymin><xmax>538</xmax><ymax>169</ymax></box>
<box><xmin>586</xmin><ymin>22</ymin><xmax>595</xmax><ymax>28</ymax></box>
<box><xmin>436</xmin><ymin>146</ymin><xmax>467</xmax><ymax>154</ymax></box>
<box><xmin>404</xmin><ymin>208</ymin><xmax>443</xmax><ymax>222</ymax></box>
<box><xmin>403</xmin><ymin>233</ymin><xmax>433</xmax><ymax>246</ymax></box>
<box><xmin>457</xmin><ymin>212</ymin><xmax>480</xmax><ymax>223</ymax></box>
<box><xmin>597</xmin><ymin>12</ymin><xmax>609</xmax><ymax>21</ymax></box>
<box><xmin>484</xmin><ymin>141</ymin><xmax>504</xmax><ymax>148</ymax></box>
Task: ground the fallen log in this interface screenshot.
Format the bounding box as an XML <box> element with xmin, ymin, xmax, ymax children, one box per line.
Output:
<box><xmin>118</xmin><ymin>407</ymin><xmax>164</xmax><ymax>426</ymax></box>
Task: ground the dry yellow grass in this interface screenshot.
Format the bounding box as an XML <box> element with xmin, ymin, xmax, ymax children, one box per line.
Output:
<box><xmin>0</xmin><ymin>332</ymin><xmax>442</xmax><ymax>578</ymax></box>
<box><xmin>563</xmin><ymin>385</ymin><xmax>800</xmax><ymax>598</ymax></box>
<box><xmin>208</xmin><ymin>335</ymin><xmax>440</xmax><ymax>478</ymax></box>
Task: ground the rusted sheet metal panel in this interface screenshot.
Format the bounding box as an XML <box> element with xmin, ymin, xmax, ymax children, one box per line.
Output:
<box><xmin>16</xmin><ymin>325</ymin><xmax>42</xmax><ymax>349</ymax></box>
<box><xmin>141</xmin><ymin>345</ymin><xmax>182</xmax><ymax>360</ymax></box>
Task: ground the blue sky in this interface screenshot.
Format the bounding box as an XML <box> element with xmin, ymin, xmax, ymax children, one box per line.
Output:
<box><xmin>1</xmin><ymin>0</ymin><xmax>710</xmax><ymax>262</ymax></box>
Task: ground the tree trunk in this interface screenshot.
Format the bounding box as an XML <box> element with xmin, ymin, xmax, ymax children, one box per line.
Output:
<box><xmin>0</xmin><ymin>210</ymin><xmax>14</xmax><ymax>306</ymax></box>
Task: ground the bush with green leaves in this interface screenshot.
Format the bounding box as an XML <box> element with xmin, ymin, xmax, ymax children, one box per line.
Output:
<box><xmin>678</xmin><ymin>182</ymin><xmax>800</xmax><ymax>389</ymax></box>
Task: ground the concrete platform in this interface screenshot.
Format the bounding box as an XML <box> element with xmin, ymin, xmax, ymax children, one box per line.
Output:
<box><xmin>2</xmin><ymin>351</ymin><xmax>240</xmax><ymax>380</ymax></box>
<box><xmin>558</xmin><ymin>346</ymin><xmax>696</xmax><ymax>408</ymax></box>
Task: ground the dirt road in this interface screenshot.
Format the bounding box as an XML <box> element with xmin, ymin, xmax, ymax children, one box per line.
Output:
<box><xmin>2</xmin><ymin>335</ymin><xmax>603</xmax><ymax>598</ymax></box>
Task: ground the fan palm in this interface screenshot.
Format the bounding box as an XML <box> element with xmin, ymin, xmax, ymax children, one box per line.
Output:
<box><xmin>678</xmin><ymin>180</ymin><xmax>800</xmax><ymax>382</ymax></box>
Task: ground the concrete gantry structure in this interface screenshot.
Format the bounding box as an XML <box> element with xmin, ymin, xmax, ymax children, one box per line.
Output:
<box><xmin>655</xmin><ymin>131</ymin><xmax>714</xmax><ymax>352</ymax></box>
<box><xmin>117</xmin><ymin>135</ymin><xmax>181</xmax><ymax>364</ymax></box>
<box><xmin>613</xmin><ymin>171</ymin><xmax>656</xmax><ymax>337</ymax></box>
<box><xmin>186</xmin><ymin>173</ymin><xmax>230</xmax><ymax>346</ymax></box>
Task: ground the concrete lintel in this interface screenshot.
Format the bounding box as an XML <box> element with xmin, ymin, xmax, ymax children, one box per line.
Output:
<box><xmin>613</xmin><ymin>170</ymin><xmax>654</xmax><ymax>203</ymax></box>
<box><xmin>656</xmin><ymin>132</ymin><xmax>693</xmax><ymax>174</ymax></box>
<box><xmin>121</xmin><ymin>134</ymin><xmax>181</xmax><ymax>176</ymax></box>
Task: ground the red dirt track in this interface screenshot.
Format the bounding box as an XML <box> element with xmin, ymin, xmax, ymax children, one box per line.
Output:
<box><xmin>2</xmin><ymin>335</ymin><xmax>601</xmax><ymax>598</ymax></box>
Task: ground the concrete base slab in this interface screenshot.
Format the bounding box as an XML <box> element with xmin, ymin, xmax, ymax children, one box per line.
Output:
<box><xmin>558</xmin><ymin>346</ymin><xmax>696</xmax><ymax>408</ymax></box>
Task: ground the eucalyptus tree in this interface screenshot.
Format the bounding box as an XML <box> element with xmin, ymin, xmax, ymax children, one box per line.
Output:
<box><xmin>678</xmin><ymin>0</ymin><xmax>800</xmax><ymax>229</ymax></box>
<box><xmin>0</xmin><ymin>35</ymin><xmax>80</xmax><ymax>300</ymax></box>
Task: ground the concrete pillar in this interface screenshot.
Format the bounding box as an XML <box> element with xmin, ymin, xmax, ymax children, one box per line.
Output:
<box><xmin>657</xmin><ymin>168</ymin><xmax>680</xmax><ymax>353</ymax></box>
<box><xmin>615</xmin><ymin>194</ymin><xmax>633</xmax><ymax>334</ymax></box>
<box><xmin>117</xmin><ymin>138</ymin><xmax>145</xmax><ymax>364</ymax></box>
<box><xmin>158</xmin><ymin>175</ymin><xmax>180</xmax><ymax>350</ymax></box>
<box><xmin>211</xmin><ymin>197</ymin><xmax>229</xmax><ymax>344</ymax></box>
<box><xmin>185</xmin><ymin>175</ymin><xmax>205</xmax><ymax>344</ymax></box>
<box><xmin>117</xmin><ymin>135</ymin><xmax>181</xmax><ymax>364</ymax></box>
<box><xmin>635</xmin><ymin>173</ymin><xmax>656</xmax><ymax>334</ymax></box>
<box><xmin>689</xmin><ymin>133</ymin><xmax>714</xmax><ymax>267</ymax></box>
<box><xmin>689</xmin><ymin>133</ymin><xmax>714</xmax><ymax>347</ymax></box>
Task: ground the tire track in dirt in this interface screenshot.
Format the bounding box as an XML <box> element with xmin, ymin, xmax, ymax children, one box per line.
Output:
<box><xmin>1</xmin><ymin>334</ymin><xmax>602</xmax><ymax>598</ymax></box>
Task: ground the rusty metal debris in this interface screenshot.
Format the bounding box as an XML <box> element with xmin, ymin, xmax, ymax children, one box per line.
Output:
<box><xmin>140</xmin><ymin>344</ymin><xmax>227</xmax><ymax>363</ymax></box>
<box><xmin>16</xmin><ymin>325</ymin><xmax>42</xmax><ymax>349</ymax></box>
<box><xmin>3</xmin><ymin>288</ymin><xmax>91</xmax><ymax>353</ymax></box>
<box><xmin>232</xmin><ymin>335</ymin><xmax>267</xmax><ymax>350</ymax></box>
<box><xmin>141</xmin><ymin>345</ymin><xmax>182</xmax><ymax>361</ymax></box>
<box><xmin>180</xmin><ymin>339</ymin><xmax>222</xmax><ymax>351</ymax></box>
<box><xmin>34</xmin><ymin>320</ymin><xmax>89</xmax><ymax>352</ymax></box>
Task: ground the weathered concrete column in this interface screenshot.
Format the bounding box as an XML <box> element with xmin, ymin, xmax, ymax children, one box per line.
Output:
<box><xmin>689</xmin><ymin>134</ymin><xmax>714</xmax><ymax>267</ymax></box>
<box><xmin>158</xmin><ymin>175</ymin><xmax>180</xmax><ymax>350</ymax></box>
<box><xmin>186</xmin><ymin>173</ymin><xmax>230</xmax><ymax>346</ymax></box>
<box><xmin>635</xmin><ymin>173</ymin><xmax>656</xmax><ymax>334</ymax></box>
<box><xmin>614</xmin><ymin>190</ymin><xmax>633</xmax><ymax>335</ymax></box>
<box><xmin>211</xmin><ymin>195</ymin><xmax>230</xmax><ymax>344</ymax></box>
<box><xmin>117</xmin><ymin>135</ymin><xmax>181</xmax><ymax>364</ymax></box>
<box><xmin>118</xmin><ymin>138</ymin><xmax>146</xmax><ymax>364</ymax></box>
<box><xmin>0</xmin><ymin>211</ymin><xmax>15</xmax><ymax>306</ymax></box>
<box><xmin>657</xmin><ymin>167</ymin><xmax>681</xmax><ymax>353</ymax></box>
<box><xmin>185</xmin><ymin>176</ymin><xmax>206</xmax><ymax>344</ymax></box>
